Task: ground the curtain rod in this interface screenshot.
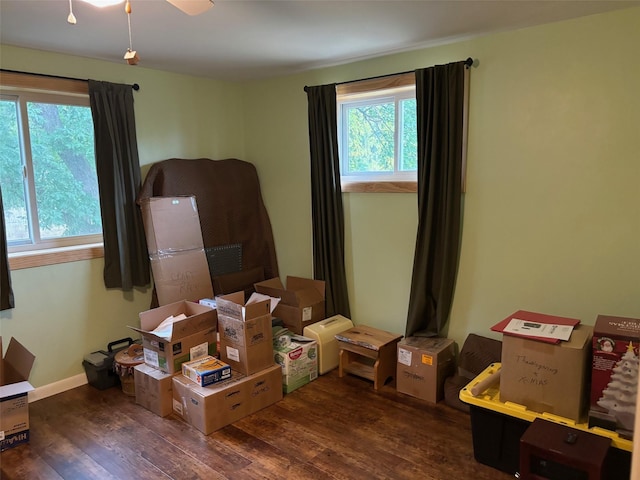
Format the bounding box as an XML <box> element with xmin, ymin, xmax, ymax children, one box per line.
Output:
<box><xmin>0</xmin><ymin>69</ymin><xmax>140</xmax><ymax>91</ymax></box>
<box><xmin>304</xmin><ymin>57</ymin><xmax>474</xmax><ymax>91</ymax></box>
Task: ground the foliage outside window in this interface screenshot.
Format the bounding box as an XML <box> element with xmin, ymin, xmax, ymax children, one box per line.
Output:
<box><xmin>337</xmin><ymin>73</ymin><xmax>418</xmax><ymax>193</ymax></box>
<box><xmin>0</xmin><ymin>72</ymin><xmax>103</xmax><ymax>267</ymax></box>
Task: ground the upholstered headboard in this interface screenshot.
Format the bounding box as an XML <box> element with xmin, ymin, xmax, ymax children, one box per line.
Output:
<box><xmin>137</xmin><ymin>158</ymin><xmax>279</xmax><ymax>299</ymax></box>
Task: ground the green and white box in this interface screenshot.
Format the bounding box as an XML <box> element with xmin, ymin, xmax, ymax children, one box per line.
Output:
<box><xmin>273</xmin><ymin>329</ymin><xmax>318</xmax><ymax>394</ymax></box>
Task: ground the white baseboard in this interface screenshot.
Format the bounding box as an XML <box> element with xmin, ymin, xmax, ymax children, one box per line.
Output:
<box><xmin>29</xmin><ymin>373</ymin><xmax>88</xmax><ymax>403</ymax></box>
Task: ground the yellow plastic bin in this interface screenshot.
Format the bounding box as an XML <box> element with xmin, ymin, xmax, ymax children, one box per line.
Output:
<box><xmin>459</xmin><ymin>363</ymin><xmax>632</xmax><ymax>478</ymax></box>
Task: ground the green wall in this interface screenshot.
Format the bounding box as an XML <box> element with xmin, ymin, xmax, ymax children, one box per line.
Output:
<box><xmin>1</xmin><ymin>7</ymin><xmax>639</xmax><ymax>390</ymax></box>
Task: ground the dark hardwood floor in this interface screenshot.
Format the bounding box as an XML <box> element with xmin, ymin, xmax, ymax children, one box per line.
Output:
<box><xmin>1</xmin><ymin>369</ymin><xmax>514</xmax><ymax>480</ymax></box>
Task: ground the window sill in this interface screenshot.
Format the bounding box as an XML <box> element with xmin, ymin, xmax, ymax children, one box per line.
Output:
<box><xmin>342</xmin><ymin>181</ymin><xmax>417</xmax><ymax>193</ymax></box>
<box><xmin>8</xmin><ymin>244</ymin><xmax>104</xmax><ymax>270</ymax></box>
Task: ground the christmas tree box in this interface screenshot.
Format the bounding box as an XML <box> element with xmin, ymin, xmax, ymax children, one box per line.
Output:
<box><xmin>589</xmin><ymin>315</ymin><xmax>640</xmax><ymax>436</ymax></box>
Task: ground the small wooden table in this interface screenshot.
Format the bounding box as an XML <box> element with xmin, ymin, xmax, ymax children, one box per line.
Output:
<box><xmin>336</xmin><ymin>325</ymin><xmax>403</xmax><ymax>390</ymax></box>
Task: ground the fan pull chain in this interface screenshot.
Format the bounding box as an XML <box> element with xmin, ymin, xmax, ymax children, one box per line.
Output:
<box><xmin>124</xmin><ymin>0</ymin><xmax>139</xmax><ymax>65</ymax></box>
<box><xmin>67</xmin><ymin>0</ymin><xmax>77</xmax><ymax>24</ymax></box>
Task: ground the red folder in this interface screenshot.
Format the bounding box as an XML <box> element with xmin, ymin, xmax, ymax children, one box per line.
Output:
<box><xmin>491</xmin><ymin>310</ymin><xmax>581</xmax><ymax>344</ymax></box>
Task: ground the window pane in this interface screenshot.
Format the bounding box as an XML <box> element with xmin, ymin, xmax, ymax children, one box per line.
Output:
<box><xmin>400</xmin><ymin>98</ymin><xmax>417</xmax><ymax>171</ymax></box>
<box><xmin>27</xmin><ymin>102</ymin><xmax>102</xmax><ymax>239</ymax></box>
<box><xmin>345</xmin><ymin>101</ymin><xmax>395</xmax><ymax>174</ymax></box>
<box><xmin>0</xmin><ymin>98</ymin><xmax>30</xmax><ymax>244</ymax></box>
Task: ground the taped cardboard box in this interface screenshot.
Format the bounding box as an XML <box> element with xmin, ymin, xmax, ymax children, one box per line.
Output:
<box><xmin>134</xmin><ymin>363</ymin><xmax>175</xmax><ymax>417</ymax></box>
<box><xmin>140</xmin><ymin>196</ymin><xmax>213</xmax><ymax>306</ymax></box>
<box><xmin>500</xmin><ymin>324</ymin><xmax>593</xmax><ymax>422</ymax></box>
<box><xmin>589</xmin><ymin>314</ymin><xmax>640</xmax><ymax>435</ymax></box>
<box><xmin>139</xmin><ymin>196</ymin><xmax>204</xmax><ymax>255</ymax></box>
<box><xmin>0</xmin><ymin>337</ymin><xmax>36</xmax><ymax>451</ymax></box>
<box><xmin>150</xmin><ymin>250</ymin><xmax>214</xmax><ymax>306</ymax></box>
<box><xmin>216</xmin><ymin>292</ymin><xmax>274</xmax><ymax>376</ymax></box>
<box><xmin>396</xmin><ymin>337</ymin><xmax>455</xmax><ymax>403</ymax></box>
<box><xmin>255</xmin><ymin>276</ymin><xmax>325</xmax><ymax>334</ymax></box>
<box><xmin>130</xmin><ymin>300</ymin><xmax>217</xmax><ymax>374</ymax></box>
<box><xmin>172</xmin><ymin>364</ymin><xmax>282</xmax><ymax>435</ymax></box>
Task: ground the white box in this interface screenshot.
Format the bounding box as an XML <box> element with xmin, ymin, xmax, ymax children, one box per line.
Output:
<box><xmin>302</xmin><ymin>315</ymin><xmax>354</xmax><ymax>374</ymax></box>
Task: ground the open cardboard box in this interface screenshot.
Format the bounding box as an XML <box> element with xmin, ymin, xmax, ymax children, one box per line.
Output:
<box><xmin>130</xmin><ymin>300</ymin><xmax>217</xmax><ymax>374</ymax></box>
<box><xmin>255</xmin><ymin>276</ymin><xmax>325</xmax><ymax>334</ymax></box>
<box><xmin>0</xmin><ymin>336</ymin><xmax>36</xmax><ymax>451</ymax></box>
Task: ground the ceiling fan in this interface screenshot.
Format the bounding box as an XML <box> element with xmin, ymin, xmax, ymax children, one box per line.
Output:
<box><xmin>75</xmin><ymin>0</ymin><xmax>214</xmax><ymax>16</ymax></box>
<box><xmin>67</xmin><ymin>0</ymin><xmax>214</xmax><ymax>65</ymax></box>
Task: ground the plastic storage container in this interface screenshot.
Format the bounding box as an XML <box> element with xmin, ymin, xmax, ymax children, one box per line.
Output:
<box><xmin>459</xmin><ymin>363</ymin><xmax>632</xmax><ymax>479</ymax></box>
<box><xmin>302</xmin><ymin>315</ymin><xmax>354</xmax><ymax>374</ymax></box>
<box><xmin>83</xmin><ymin>338</ymin><xmax>136</xmax><ymax>390</ymax></box>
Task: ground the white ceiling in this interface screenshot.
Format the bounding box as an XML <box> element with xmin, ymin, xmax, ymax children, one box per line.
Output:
<box><xmin>1</xmin><ymin>0</ymin><xmax>638</xmax><ymax>82</ymax></box>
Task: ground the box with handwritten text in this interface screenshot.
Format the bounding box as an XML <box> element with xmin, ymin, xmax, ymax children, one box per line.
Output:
<box><xmin>499</xmin><ymin>324</ymin><xmax>593</xmax><ymax>422</ymax></box>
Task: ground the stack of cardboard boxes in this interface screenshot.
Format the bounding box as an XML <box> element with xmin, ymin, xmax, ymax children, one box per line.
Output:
<box><xmin>133</xmin><ymin>196</ymin><xmax>284</xmax><ymax>433</ymax></box>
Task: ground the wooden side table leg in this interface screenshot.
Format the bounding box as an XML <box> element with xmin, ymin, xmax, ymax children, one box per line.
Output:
<box><xmin>374</xmin><ymin>343</ymin><xmax>397</xmax><ymax>390</ymax></box>
<box><xmin>372</xmin><ymin>358</ymin><xmax>382</xmax><ymax>390</ymax></box>
<box><xmin>339</xmin><ymin>349</ymin><xmax>346</xmax><ymax>378</ymax></box>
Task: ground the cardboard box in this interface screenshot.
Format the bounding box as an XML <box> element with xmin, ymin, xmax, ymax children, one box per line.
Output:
<box><xmin>140</xmin><ymin>196</ymin><xmax>204</xmax><ymax>255</ymax></box>
<box><xmin>172</xmin><ymin>364</ymin><xmax>282</xmax><ymax>435</ymax></box>
<box><xmin>134</xmin><ymin>363</ymin><xmax>175</xmax><ymax>417</ymax></box>
<box><xmin>150</xmin><ymin>249</ymin><xmax>214</xmax><ymax>306</ymax></box>
<box><xmin>303</xmin><ymin>315</ymin><xmax>354</xmax><ymax>375</ymax></box>
<box><xmin>255</xmin><ymin>276</ymin><xmax>325</xmax><ymax>334</ymax></box>
<box><xmin>500</xmin><ymin>324</ymin><xmax>593</xmax><ymax>422</ymax></box>
<box><xmin>589</xmin><ymin>315</ymin><xmax>640</xmax><ymax>434</ymax></box>
<box><xmin>140</xmin><ymin>195</ymin><xmax>214</xmax><ymax>306</ymax></box>
<box><xmin>396</xmin><ymin>336</ymin><xmax>455</xmax><ymax>403</ymax></box>
<box><xmin>130</xmin><ymin>300</ymin><xmax>217</xmax><ymax>374</ymax></box>
<box><xmin>273</xmin><ymin>329</ymin><xmax>318</xmax><ymax>393</ymax></box>
<box><xmin>182</xmin><ymin>356</ymin><xmax>231</xmax><ymax>387</ymax></box>
<box><xmin>0</xmin><ymin>337</ymin><xmax>36</xmax><ymax>451</ymax></box>
<box><xmin>216</xmin><ymin>291</ymin><xmax>275</xmax><ymax>376</ymax></box>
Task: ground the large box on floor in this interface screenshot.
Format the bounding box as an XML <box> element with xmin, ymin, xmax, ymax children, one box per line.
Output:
<box><xmin>273</xmin><ymin>328</ymin><xmax>318</xmax><ymax>393</ymax></box>
<box><xmin>459</xmin><ymin>363</ymin><xmax>632</xmax><ymax>479</ymax></box>
<box><xmin>140</xmin><ymin>195</ymin><xmax>214</xmax><ymax>306</ymax></box>
<box><xmin>500</xmin><ymin>324</ymin><xmax>593</xmax><ymax>422</ymax></box>
<box><xmin>589</xmin><ymin>314</ymin><xmax>640</xmax><ymax>435</ymax></box>
<box><xmin>396</xmin><ymin>336</ymin><xmax>455</xmax><ymax>403</ymax></box>
<box><xmin>255</xmin><ymin>276</ymin><xmax>325</xmax><ymax>334</ymax></box>
<box><xmin>134</xmin><ymin>363</ymin><xmax>175</xmax><ymax>417</ymax></box>
<box><xmin>172</xmin><ymin>364</ymin><xmax>282</xmax><ymax>435</ymax></box>
<box><xmin>216</xmin><ymin>291</ymin><xmax>274</xmax><ymax>376</ymax></box>
<box><xmin>302</xmin><ymin>315</ymin><xmax>354</xmax><ymax>374</ymax></box>
<box><xmin>0</xmin><ymin>337</ymin><xmax>36</xmax><ymax>452</ymax></box>
<box><xmin>130</xmin><ymin>300</ymin><xmax>217</xmax><ymax>374</ymax></box>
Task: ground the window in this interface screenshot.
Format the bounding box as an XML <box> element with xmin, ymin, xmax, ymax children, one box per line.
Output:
<box><xmin>337</xmin><ymin>72</ymin><xmax>417</xmax><ymax>193</ymax></box>
<box><xmin>0</xmin><ymin>72</ymin><xmax>104</xmax><ymax>268</ymax></box>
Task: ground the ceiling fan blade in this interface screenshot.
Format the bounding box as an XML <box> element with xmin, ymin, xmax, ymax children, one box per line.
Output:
<box><xmin>166</xmin><ymin>0</ymin><xmax>214</xmax><ymax>16</ymax></box>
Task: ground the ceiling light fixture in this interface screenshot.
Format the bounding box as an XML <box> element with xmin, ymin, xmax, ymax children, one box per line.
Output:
<box><xmin>80</xmin><ymin>0</ymin><xmax>125</xmax><ymax>7</ymax></box>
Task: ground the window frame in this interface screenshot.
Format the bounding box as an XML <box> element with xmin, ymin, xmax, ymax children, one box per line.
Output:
<box><xmin>1</xmin><ymin>71</ymin><xmax>104</xmax><ymax>269</ymax></box>
<box><xmin>337</xmin><ymin>72</ymin><xmax>418</xmax><ymax>193</ymax></box>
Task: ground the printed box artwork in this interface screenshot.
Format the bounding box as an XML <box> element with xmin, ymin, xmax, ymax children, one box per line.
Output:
<box><xmin>589</xmin><ymin>315</ymin><xmax>640</xmax><ymax>435</ymax></box>
<box><xmin>181</xmin><ymin>356</ymin><xmax>231</xmax><ymax>387</ymax></box>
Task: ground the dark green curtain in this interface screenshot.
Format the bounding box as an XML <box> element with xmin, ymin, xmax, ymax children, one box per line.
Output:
<box><xmin>88</xmin><ymin>80</ymin><xmax>149</xmax><ymax>290</ymax></box>
<box><xmin>305</xmin><ymin>84</ymin><xmax>351</xmax><ymax>318</ymax></box>
<box><xmin>405</xmin><ymin>61</ymin><xmax>467</xmax><ymax>338</ymax></box>
<box><xmin>0</xmin><ymin>184</ymin><xmax>15</xmax><ymax>310</ymax></box>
